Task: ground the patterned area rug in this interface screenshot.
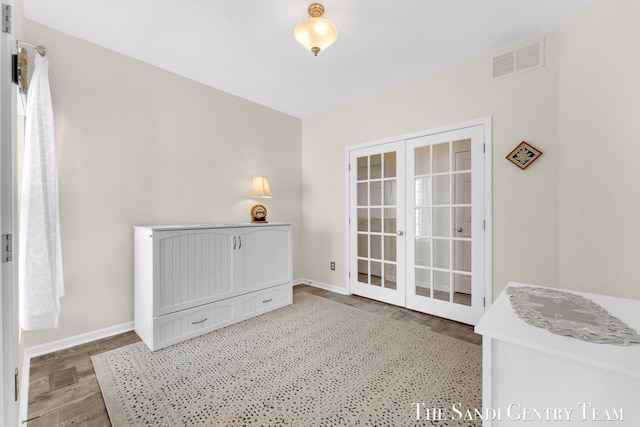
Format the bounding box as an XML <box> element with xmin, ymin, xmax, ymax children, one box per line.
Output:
<box><xmin>92</xmin><ymin>292</ymin><xmax>481</xmax><ymax>426</ymax></box>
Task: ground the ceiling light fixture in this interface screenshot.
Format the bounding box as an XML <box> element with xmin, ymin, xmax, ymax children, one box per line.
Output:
<box><xmin>294</xmin><ymin>3</ymin><xmax>338</xmax><ymax>57</ymax></box>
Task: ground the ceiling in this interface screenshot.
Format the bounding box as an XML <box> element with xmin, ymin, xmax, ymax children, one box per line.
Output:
<box><xmin>23</xmin><ymin>0</ymin><xmax>592</xmax><ymax>118</ymax></box>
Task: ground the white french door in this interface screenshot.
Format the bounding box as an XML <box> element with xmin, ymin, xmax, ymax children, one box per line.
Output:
<box><xmin>405</xmin><ymin>126</ymin><xmax>485</xmax><ymax>324</ymax></box>
<box><xmin>348</xmin><ymin>122</ymin><xmax>489</xmax><ymax>325</ymax></box>
<box><xmin>349</xmin><ymin>142</ymin><xmax>406</xmax><ymax>306</ymax></box>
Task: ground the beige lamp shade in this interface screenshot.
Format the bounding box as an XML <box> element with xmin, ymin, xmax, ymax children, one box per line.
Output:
<box><xmin>249</xmin><ymin>176</ymin><xmax>272</xmax><ymax>199</ymax></box>
<box><xmin>294</xmin><ymin>3</ymin><xmax>338</xmax><ymax>56</ymax></box>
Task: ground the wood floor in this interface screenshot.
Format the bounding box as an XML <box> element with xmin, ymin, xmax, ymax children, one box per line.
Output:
<box><xmin>26</xmin><ymin>285</ymin><xmax>481</xmax><ymax>426</ymax></box>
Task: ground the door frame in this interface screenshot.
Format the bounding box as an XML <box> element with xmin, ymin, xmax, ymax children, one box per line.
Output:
<box><xmin>345</xmin><ymin>117</ymin><xmax>493</xmax><ymax>319</ymax></box>
<box><xmin>1</xmin><ymin>1</ymin><xmax>16</xmax><ymax>425</ymax></box>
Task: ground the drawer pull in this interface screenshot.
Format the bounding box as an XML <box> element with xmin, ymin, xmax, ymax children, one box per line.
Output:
<box><xmin>262</xmin><ymin>298</ymin><xmax>273</xmax><ymax>303</ymax></box>
<box><xmin>192</xmin><ymin>318</ymin><xmax>207</xmax><ymax>325</ymax></box>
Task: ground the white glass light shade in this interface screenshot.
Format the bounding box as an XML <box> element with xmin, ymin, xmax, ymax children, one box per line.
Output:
<box><xmin>294</xmin><ymin>6</ymin><xmax>338</xmax><ymax>56</ymax></box>
<box><xmin>249</xmin><ymin>176</ymin><xmax>272</xmax><ymax>199</ymax></box>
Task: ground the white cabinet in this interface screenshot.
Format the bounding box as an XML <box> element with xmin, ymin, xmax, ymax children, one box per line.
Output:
<box><xmin>475</xmin><ymin>283</ymin><xmax>640</xmax><ymax>426</ymax></box>
<box><xmin>134</xmin><ymin>223</ymin><xmax>292</xmax><ymax>350</ymax></box>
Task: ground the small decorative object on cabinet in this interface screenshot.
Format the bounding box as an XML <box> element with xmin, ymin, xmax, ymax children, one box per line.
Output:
<box><xmin>134</xmin><ymin>223</ymin><xmax>292</xmax><ymax>351</ymax></box>
<box><xmin>250</xmin><ymin>204</ymin><xmax>268</xmax><ymax>223</ymax></box>
<box><xmin>249</xmin><ymin>176</ymin><xmax>272</xmax><ymax>223</ymax></box>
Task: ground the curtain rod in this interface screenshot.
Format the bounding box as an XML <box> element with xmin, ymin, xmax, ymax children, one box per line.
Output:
<box><xmin>16</xmin><ymin>40</ymin><xmax>46</xmax><ymax>57</ymax></box>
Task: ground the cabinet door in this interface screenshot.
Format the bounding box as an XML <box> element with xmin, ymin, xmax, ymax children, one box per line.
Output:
<box><xmin>154</xmin><ymin>229</ymin><xmax>234</xmax><ymax>316</ymax></box>
<box><xmin>233</xmin><ymin>227</ymin><xmax>292</xmax><ymax>293</ymax></box>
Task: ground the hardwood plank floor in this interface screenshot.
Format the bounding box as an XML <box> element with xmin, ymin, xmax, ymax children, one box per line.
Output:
<box><xmin>26</xmin><ymin>285</ymin><xmax>481</xmax><ymax>426</ymax></box>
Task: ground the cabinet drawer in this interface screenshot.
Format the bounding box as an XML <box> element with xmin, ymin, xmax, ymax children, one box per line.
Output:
<box><xmin>235</xmin><ymin>283</ymin><xmax>292</xmax><ymax>322</ymax></box>
<box><xmin>153</xmin><ymin>298</ymin><xmax>235</xmax><ymax>351</ymax></box>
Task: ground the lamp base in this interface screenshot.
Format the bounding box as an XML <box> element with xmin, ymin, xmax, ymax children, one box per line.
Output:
<box><xmin>250</xmin><ymin>204</ymin><xmax>268</xmax><ymax>223</ymax></box>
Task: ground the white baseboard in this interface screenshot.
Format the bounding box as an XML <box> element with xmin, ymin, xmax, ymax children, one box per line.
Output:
<box><xmin>24</xmin><ymin>322</ymin><xmax>134</xmax><ymax>360</ymax></box>
<box><xmin>20</xmin><ymin>321</ymin><xmax>134</xmax><ymax>425</ymax></box>
<box><xmin>294</xmin><ymin>278</ymin><xmax>350</xmax><ymax>295</ymax></box>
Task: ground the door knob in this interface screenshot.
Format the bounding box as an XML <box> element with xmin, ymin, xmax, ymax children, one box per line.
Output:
<box><xmin>456</xmin><ymin>227</ymin><xmax>463</xmax><ymax>232</ymax></box>
<box><xmin>397</xmin><ymin>230</ymin><xmax>404</xmax><ymax>236</ymax></box>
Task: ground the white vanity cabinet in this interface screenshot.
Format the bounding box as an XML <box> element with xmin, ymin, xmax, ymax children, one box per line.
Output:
<box><xmin>134</xmin><ymin>223</ymin><xmax>292</xmax><ymax>350</ymax></box>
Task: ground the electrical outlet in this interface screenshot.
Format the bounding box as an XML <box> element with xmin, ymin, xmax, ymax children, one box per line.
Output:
<box><xmin>330</xmin><ymin>261</ymin><xmax>335</xmax><ymax>271</ymax></box>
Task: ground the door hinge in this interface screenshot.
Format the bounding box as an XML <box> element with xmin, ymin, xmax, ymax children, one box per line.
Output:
<box><xmin>483</xmin><ymin>220</ymin><xmax>486</xmax><ymax>231</ymax></box>
<box><xmin>483</xmin><ymin>143</ymin><xmax>485</xmax><ymax>154</ymax></box>
<box><xmin>348</xmin><ymin>271</ymin><xmax>351</xmax><ymax>279</ymax></box>
<box><xmin>483</xmin><ymin>297</ymin><xmax>486</xmax><ymax>307</ymax></box>
<box><xmin>2</xmin><ymin>234</ymin><xmax>12</xmax><ymax>262</ymax></box>
<box><xmin>2</xmin><ymin>4</ymin><xmax>11</xmax><ymax>34</ymax></box>
<box><xmin>14</xmin><ymin>368</ymin><xmax>18</xmax><ymax>401</ymax></box>
<box><xmin>2</xmin><ymin>234</ymin><xmax>13</xmax><ymax>262</ymax></box>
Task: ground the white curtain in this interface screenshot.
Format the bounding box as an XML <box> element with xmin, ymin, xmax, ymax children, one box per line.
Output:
<box><xmin>19</xmin><ymin>54</ymin><xmax>64</xmax><ymax>330</ymax></box>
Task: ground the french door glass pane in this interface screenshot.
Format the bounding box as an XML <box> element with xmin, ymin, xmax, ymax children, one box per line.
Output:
<box><xmin>384</xmin><ymin>152</ymin><xmax>397</xmax><ymax>178</ymax></box>
<box><xmin>454</xmin><ymin>173</ymin><xmax>471</xmax><ymax>204</ymax></box>
<box><xmin>383</xmin><ymin>208</ymin><xmax>396</xmax><ymax>233</ymax></box>
<box><xmin>384</xmin><ymin>180</ymin><xmax>396</xmax><ymax>205</ymax></box>
<box><xmin>358</xmin><ymin>208</ymin><xmax>368</xmax><ymax>232</ymax></box>
<box><xmin>433</xmin><ymin>175</ymin><xmax>450</xmax><ymax>205</ymax></box>
<box><xmin>371</xmin><ymin>208</ymin><xmax>381</xmax><ymax>232</ymax></box>
<box><xmin>371</xmin><ymin>262</ymin><xmax>382</xmax><ymax>286</ymax></box>
<box><xmin>453</xmin><ymin>240</ymin><xmax>471</xmax><ymax>272</ymax></box>
<box><xmin>433</xmin><ymin>239</ymin><xmax>450</xmax><ymax>269</ymax></box>
<box><xmin>358</xmin><ymin>259</ymin><xmax>368</xmax><ymax>282</ymax></box>
<box><xmin>453</xmin><ymin>273</ymin><xmax>472</xmax><ymax>306</ymax></box>
<box><xmin>416</xmin><ymin>267</ymin><xmax>430</xmax><ymax>286</ymax></box>
<box><xmin>433</xmin><ymin>207</ymin><xmax>450</xmax><ymax>237</ymax></box>
<box><xmin>453</xmin><ymin>207</ymin><xmax>471</xmax><ymax>237</ymax></box>
<box><xmin>415</xmin><ymin>177</ymin><xmax>431</xmax><ymax>206</ymax></box>
<box><xmin>357</xmin><ymin>183</ymin><xmax>368</xmax><ymax>206</ymax></box>
<box><xmin>370</xmin><ymin>181</ymin><xmax>382</xmax><ymax>205</ymax></box>
<box><xmin>433</xmin><ymin>271</ymin><xmax>451</xmax><ymax>302</ymax></box>
<box><xmin>415</xmin><ymin>238</ymin><xmax>431</xmax><ymax>267</ymax></box>
<box><xmin>433</xmin><ymin>143</ymin><xmax>450</xmax><ymax>173</ymax></box>
<box><xmin>384</xmin><ymin>263</ymin><xmax>397</xmax><ymax>289</ymax></box>
<box><xmin>357</xmin><ymin>157</ymin><xmax>368</xmax><ymax>180</ymax></box>
<box><xmin>370</xmin><ymin>154</ymin><xmax>382</xmax><ymax>179</ymax></box>
<box><xmin>358</xmin><ymin>234</ymin><xmax>368</xmax><ymax>258</ymax></box>
<box><xmin>453</xmin><ymin>139</ymin><xmax>471</xmax><ymax>170</ymax></box>
<box><xmin>416</xmin><ymin>267</ymin><xmax>431</xmax><ymax>297</ymax></box>
<box><xmin>384</xmin><ymin>236</ymin><xmax>396</xmax><ymax>262</ymax></box>
<box><xmin>415</xmin><ymin>208</ymin><xmax>431</xmax><ymax>237</ymax></box>
<box><xmin>415</xmin><ymin>146</ymin><xmax>431</xmax><ymax>175</ymax></box>
<box><xmin>370</xmin><ymin>235</ymin><xmax>382</xmax><ymax>260</ymax></box>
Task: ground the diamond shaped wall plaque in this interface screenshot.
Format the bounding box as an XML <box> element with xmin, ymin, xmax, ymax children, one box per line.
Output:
<box><xmin>506</xmin><ymin>141</ymin><xmax>542</xmax><ymax>170</ymax></box>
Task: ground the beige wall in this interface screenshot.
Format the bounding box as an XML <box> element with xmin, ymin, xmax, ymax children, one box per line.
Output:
<box><xmin>301</xmin><ymin>0</ymin><xmax>640</xmax><ymax>302</ymax></box>
<box><xmin>19</xmin><ymin>19</ymin><xmax>302</xmax><ymax>348</ymax></box>
<box><xmin>558</xmin><ymin>0</ymin><xmax>640</xmax><ymax>298</ymax></box>
<box><xmin>301</xmin><ymin>33</ymin><xmax>561</xmax><ymax>299</ymax></box>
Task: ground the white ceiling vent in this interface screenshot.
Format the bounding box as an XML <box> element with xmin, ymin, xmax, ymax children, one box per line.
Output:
<box><xmin>491</xmin><ymin>39</ymin><xmax>544</xmax><ymax>80</ymax></box>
